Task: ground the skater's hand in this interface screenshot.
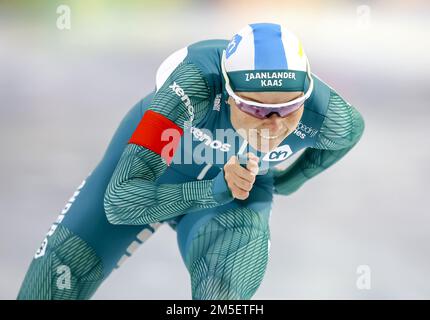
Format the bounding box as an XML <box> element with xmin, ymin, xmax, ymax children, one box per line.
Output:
<box><xmin>223</xmin><ymin>153</ymin><xmax>259</xmax><ymax>200</ymax></box>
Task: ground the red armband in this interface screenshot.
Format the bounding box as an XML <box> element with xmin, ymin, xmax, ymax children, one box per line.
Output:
<box><xmin>129</xmin><ymin>110</ymin><xmax>183</xmax><ymax>165</ymax></box>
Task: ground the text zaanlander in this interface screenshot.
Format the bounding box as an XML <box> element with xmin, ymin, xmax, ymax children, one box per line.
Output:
<box><xmin>245</xmin><ymin>71</ymin><xmax>297</xmax><ymax>87</ymax></box>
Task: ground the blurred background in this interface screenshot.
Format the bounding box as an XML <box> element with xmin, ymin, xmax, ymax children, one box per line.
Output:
<box><xmin>1</xmin><ymin>0</ymin><xmax>430</xmax><ymax>299</ymax></box>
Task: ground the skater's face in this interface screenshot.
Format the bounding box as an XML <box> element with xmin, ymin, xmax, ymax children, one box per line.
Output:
<box><xmin>229</xmin><ymin>91</ymin><xmax>304</xmax><ymax>152</ymax></box>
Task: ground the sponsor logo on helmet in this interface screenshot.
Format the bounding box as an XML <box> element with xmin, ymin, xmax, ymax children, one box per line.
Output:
<box><xmin>262</xmin><ymin>144</ymin><xmax>292</xmax><ymax>162</ymax></box>
<box><xmin>245</xmin><ymin>71</ymin><xmax>298</xmax><ymax>88</ymax></box>
<box><xmin>245</xmin><ymin>72</ymin><xmax>297</xmax><ymax>81</ymax></box>
<box><xmin>226</xmin><ymin>34</ymin><xmax>242</xmax><ymax>58</ymax></box>
<box><xmin>293</xmin><ymin>122</ymin><xmax>318</xmax><ymax>139</ymax></box>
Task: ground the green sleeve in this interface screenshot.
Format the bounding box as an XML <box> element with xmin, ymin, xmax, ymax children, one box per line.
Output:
<box><xmin>104</xmin><ymin>62</ymin><xmax>233</xmax><ymax>225</ymax></box>
<box><xmin>272</xmin><ymin>89</ymin><xmax>365</xmax><ymax>196</ymax></box>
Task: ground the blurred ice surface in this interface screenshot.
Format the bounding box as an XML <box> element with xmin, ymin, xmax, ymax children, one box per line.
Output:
<box><xmin>1</xmin><ymin>1</ymin><xmax>430</xmax><ymax>299</ymax></box>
